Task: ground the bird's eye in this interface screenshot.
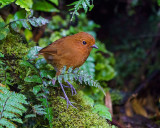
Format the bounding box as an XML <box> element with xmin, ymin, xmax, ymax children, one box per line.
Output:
<box><xmin>83</xmin><ymin>41</ymin><xmax>87</xmax><ymax>45</ymax></box>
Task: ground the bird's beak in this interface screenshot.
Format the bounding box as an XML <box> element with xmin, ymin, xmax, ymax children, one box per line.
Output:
<box><xmin>91</xmin><ymin>44</ymin><xmax>98</xmax><ymax>49</ymax></box>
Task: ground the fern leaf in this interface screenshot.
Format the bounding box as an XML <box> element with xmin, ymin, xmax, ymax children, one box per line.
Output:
<box><xmin>57</xmin><ymin>66</ymin><xmax>105</xmax><ymax>95</ymax></box>
<box><xmin>63</xmin><ymin>74</ymin><xmax>68</xmax><ymax>82</ymax></box>
<box><xmin>0</xmin><ymin>118</ymin><xmax>16</xmax><ymax>128</ymax></box>
<box><xmin>0</xmin><ymin>86</ymin><xmax>28</xmax><ymax>128</ymax></box>
<box><xmin>61</xmin><ymin>66</ymin><xmax>67</xmax><ymax>74</ymax></box>
<box><xmin>33</xmin><ymin>105</ymin><xmax>46</xmax><ymax>115</ymax></box>
<box><xmin>68</xmin><ymin>67</ymin><xmax>73</xmax><ymax>73</ymax></box>
<box><xmin>68</xmin><ymin>0</ymin><xmax>94</xmax><ymax>21</ymax></box>
<box><xmin>57</xmin><ymin>75</ymin><xmax>63</xmax><ymax>83</ymax></box>
<box><xmin>82</xmin><ymin>0</ymin><xmax>88</xmax><ymax>13</ymax></box>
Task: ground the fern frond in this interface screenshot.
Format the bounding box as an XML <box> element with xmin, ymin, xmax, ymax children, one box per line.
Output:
<box><xmin>0</xmin><ymin>86</ymin><xmax>28</xmax><ymax>128</ymax></box>
<box><xmin>68</xmin><ymin>0</ymin><xmax>94</xmax><ymax>21</ymax></box>
<box><xmin>55</xmin><ymin>67</ymin><xmax>106</xmax><ymax>95</ymax></box>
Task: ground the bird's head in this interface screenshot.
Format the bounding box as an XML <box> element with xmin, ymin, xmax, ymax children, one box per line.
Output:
<box><xmin>72</xmin><ymin>32</ymin><xmax>98</xmax><ymax>51</ymax></box>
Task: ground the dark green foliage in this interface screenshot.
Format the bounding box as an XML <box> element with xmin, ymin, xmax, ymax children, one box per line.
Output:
<box><xmin>0</xmin><ymin>33</ymin><xmax>29</xmax><ymax>85</ymax></box>
<box><xmin>0</xmin><ymin>86</ymin><xmax>28</xmax><ymax>128</ymax></box>
<box><xmin>0</xmin><ymin>18</ymin><xmax>10</xmax><ymax>40</ymax></box>
<box><xmin>68</xmin><ymin>0</ymin><xmax>94</xmax><ymax>20</ymax></box>
<box><xmin>32</xmin><ymin>0</ymin><xmax>59</xmax><ymax>12</ymax></box>
<box><xmin>0</xmin><ymin>1</ymin><xmax>49</xmax><ymax>40</ymax></box>
<box><xmin>92</xmin><ymin>104</ymin><xmax>112</xmax><ymax>121</ymax></box>
<box><xmin>9</xmin><ymin>16</ymin><xmax>49</xmax><ymax>32</ymax></box>
<box><xmin>0</xmin><ymin>0</ymin><xmax>116</xmax><ymax>127</ymax></box>
<box><xmin>0</xmin><ymin>0</ymin><xmax>32</xmax><ymax>11</ymax></box>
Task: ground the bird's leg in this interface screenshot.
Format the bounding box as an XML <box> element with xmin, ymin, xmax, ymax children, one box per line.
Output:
<box><xmin>66</xmin><ymin>81</ymin><xmax>77</xmax><ymax>96</ymax></box>
<box><xmin>52</xmin><ymin>78</ymin><xmax>56</xmax><ymax>85</ymax></box>
<box><xmin>59</xmin><ymin>83</ymin><xmax>76</xmax><ymax>108</ymax></box>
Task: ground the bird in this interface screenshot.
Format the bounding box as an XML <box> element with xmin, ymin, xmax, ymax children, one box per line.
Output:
<box><xmin>38</xmin><ymin>32</ymin><xmax>98</xmax><ymax>108</ymax></box>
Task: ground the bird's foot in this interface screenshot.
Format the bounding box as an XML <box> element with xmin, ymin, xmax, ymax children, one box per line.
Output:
<box><xmin>66</xmin><ymin>81</ymin><xmax>77</xmax><ymax>96</ymax></box>
<box><xmin>60</xmin><ymin>83</ymin><xmax>76</xmax><ymax>108</ymax></box>
<box><xmin>52</xmin><ymin>78</ymin><xmax>56</xmax><ymax>85</ymax></box>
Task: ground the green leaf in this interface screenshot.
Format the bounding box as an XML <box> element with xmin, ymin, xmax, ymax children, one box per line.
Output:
<box><xmin>28</xmin><ymin>17</ymin><xmax>39</xmax><ymax>27</ymax></box>
<box><xmin>15</xmin><ymin>0</ymin><xmax>33</xmax><ymax>11</ymax></box>
<box><xmin>68</xmin><ymin>67</ymin><xmax>73</xmax><ymax>73</ymax></box>
<box><xmin>33</xmin><ymin>0</ymin><xmax>59</xmax><ymax>12</ymax></box>
<box><xmin>10</xmin><ymin>22</ymin><xmax>19</xmax><ymax>32</ymax></box>
<box><xmin>14</xmin><ymin>10</ymin><xmax>26</xmax><ymax>20</ymax></box>
<box><xmin>35</xmin><ymin>58</ymin><xmax>47</xmax><ymax>69</ymax></box>
<box><xmin>61</xmin><ymin>66</ymin><xmax>67</xmax><ymax>74</ymax></box>
<box><xmin>0</xmin><ymin>22</ymin><xmax>10</xmax><ymax>40</ymax></box>
<box><xmin>0</xmin><ymin>52</ymin><xmax>4</xmax><ymax>57</ymax></box>
<box><xmin>21</xmin><ymin>20</ymin><xmax>31</xmax><ymax>30</ymax></box>
<box><xmin>24</xmin><ymin>75</ymin><xmax>42</xmax><ymax>83</ymax></box>
<box><xmin>24</xmin><ymin>29</ymin><xmax>33</xmax><ymax>41</ymax></box>
<box><xmin>27</xmin><ymin>46</ymin><xmax>42</xmax><ymax>59</ymax></box>
<box><xmin>0</xmin><ymin>87</ymin><xmax>28</xmax><ymax>128</ymax></box>
<box><xmin>82</xmin><ymin>0</ymin><xmax>87</xmax><ymax>13</ymax></box>
<box><xmin>49</xmin><ymin>0</ymin><xmax>59</xmax><ymax>6</ymax></box>
<box><xmin>68</xmin><ymin>0</ymin><xmax>94</xmax><ymax>20</ymax></box>
<box><xmin>0</xmin><ymin>118</ymin><xmax>16</xmax><ymax>128</ymax></box>
<box><xmin>28</xmin><ymin>16</ymin><xmax>49</xmax><ymax>27</ymax></box>
<box><xmin>0</xmin><ymin>27</ymin><xmax>9</xmax><ymax>40</ymax></box>
<box><xmin>11</xmin><ymin>118</ymin><xmax>23</xmax><ymax>124</ymax></box>
<box><xmin>33</xmin><ymin>85</ymin><xmax>41</xmax><ymax>95</ymax></box>
<box><xmin>57</xmin><ymin>75</ymin><xmax>63</xmax><ymax>83</ymax></box>
<box><xmin>73</xmin><ymin>68</ymin><xmax>79</xmax><ymax>74</ymax></box>
<box><xmin>68</xmin><ymin>73</ymin><xmax>74</xmax><ymax>81</ymax></box>
<box><xmin>44</xmin><ymin>107</ymin><xmax>53</xmax><ymax>128</ymax></box>
<box><xmin>35</xmin><ymin>16</ymin><xmax>49</xmax><ymax>26</ymax></box>
<box><xmin>81</xmin><ymin>56</ymin><xmax>95</xmax><ymax>77</ymax></box>
<box><xmin>40</xmin><ymin>70</ymin><xmax>54</xmax><ymax>79</ymax></box>
<box><xmin>25</xmin><ymin>114</ymin><xmax>36</xmax><ymax>118</ymax></box>
<box><xmin>20</xmin><ymin>60</ymin><xmax>36</xmax><ymax>71</ymax></box>
<box><xmin>82</xmin><ymin>95</ymin><xmax>94</xmax><ymax>107</ymax></box>
<box><xmin>63</xmin><ymin>74</ymin><xmax>68</xmax><ymax>82</ymax></box>
<box><xmin>0</xmin><ymin>0</ymin><xmax>14</xmax><ymax>8</ymax></box>
<box><xmin>33</xmin><ymin>105</ymin><xmax>46</xmax><ymax>115</ymax></box>
<box><xmin>89</xmin><ymin>4</ymin><xmax>94</xmax><ymax>11</ymax></box>
<box><xmin>92</xmin><ymin>104</ymin><xmax>112</xmax><ymax>121</ymax></box>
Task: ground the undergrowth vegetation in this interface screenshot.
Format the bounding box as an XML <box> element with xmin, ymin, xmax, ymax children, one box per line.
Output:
<box><xmin>0</xmin><ymin>0</ymin><xmax>116</xmax><ymax>127</ymax></box>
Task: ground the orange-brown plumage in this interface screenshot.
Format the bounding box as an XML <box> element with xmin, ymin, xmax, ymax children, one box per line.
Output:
<box><xmin>38</xmin><ymin>32</ymin><xmax>97</xmax><ymax>76</ymax></box>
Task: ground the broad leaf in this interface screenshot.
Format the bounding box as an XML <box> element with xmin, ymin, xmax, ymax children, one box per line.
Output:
<box><xmin>33</xmin><ymin>0</ymin><xmax>59</xmax><ymax>12</ymax></box>
<box><xmin>24</xmin><ymin>75</ymin><xmax>42</xmax><ymax>83</ymax></box>
<box><xmin>15</xmin><ymin>0</ymin><xmax>33</xmax><ymax>11</ymax></box>
<box><xmin>49</xmin><ymin>0</ymin><xmax>59</xmax><ymax>6</ymax></box>
<box><xmin>0</xmin><ymin>22</ymin><xmax>10</xmax><ymax>40</ymax></box>
<box><xmin>92</xmin><ymin>104</ymin><xmax>112</xmax><ymax>121</ymax></box>
<box><xmin>0</xmin><ymin>0</ymin><xmax>14</xmax><ymax>8</ymax></box>
<box><xmin>27</xmin><ymin>46</ymin><xmax>42</xmax><ymax>60</ymax></box>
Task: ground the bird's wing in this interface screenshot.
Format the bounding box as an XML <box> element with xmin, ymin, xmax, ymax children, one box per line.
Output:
<box><xmin>38</xmin><ymin>45</ymin><xmax>57</xmax><ymax>55</ymax></box>
<box><xmin>38</xmin><ymin>37</ymin><xmax>66</xmax><ymax>55</ymax></box>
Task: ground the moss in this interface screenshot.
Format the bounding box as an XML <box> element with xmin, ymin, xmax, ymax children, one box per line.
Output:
<box><xmin>0</xmin><ymin>33</ymin><xmax>28</xmax><ymax>57</ymax></box>
<box><xmin>51</xmin><ymin>90</ymin><xmax>112</xmax><ymax>128</ymax></box>
<box><xmin>0</xmin><ymin>33</ymin><xmax>29</xmax><ymax>85</ymax></box>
